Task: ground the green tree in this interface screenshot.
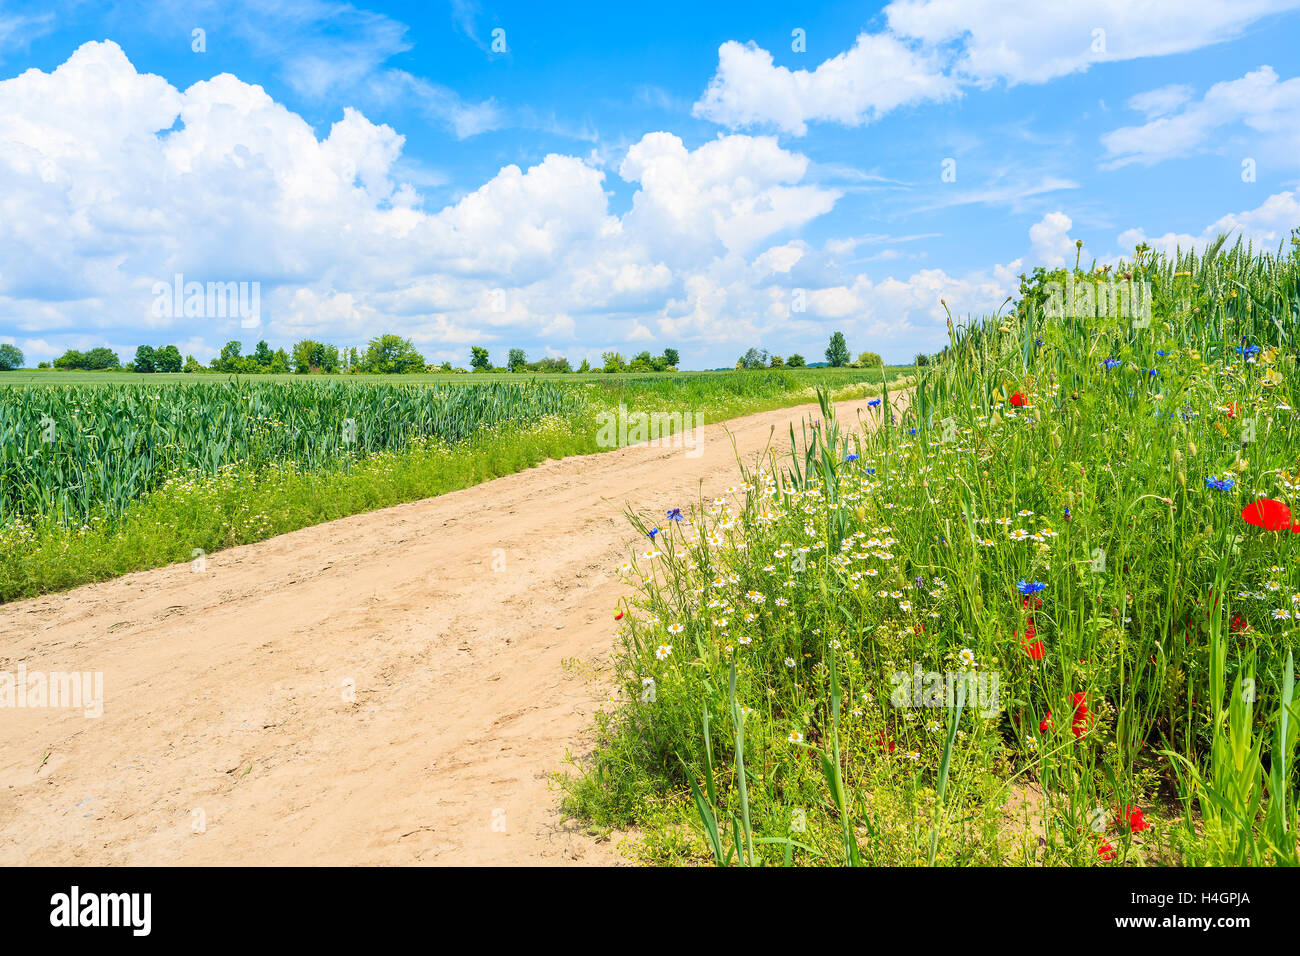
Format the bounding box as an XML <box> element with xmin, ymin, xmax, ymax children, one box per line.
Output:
<box><xmin>291</xmin><ymin>340</ymin><xmax>340</xmax><ymax>374</ymax></box>
<box><xmin>83</xmin><ymin>347</ymin><xmax>121</xmax><ymax>370</ymax></box>
<box><xmin>252</xmin><ymin>340</ymin><xmax>274</xmax><ymax>367</ymax></box>
<box><xmin>602</xmin><ymin>351</ymin><xmax>627</xmax><ymax>373</ymax></box>
<box><xmin>769</xmin><ymin>354</ymin><xmax>784</xmax><ymax>367</ymax></box>
<box><xmin>857</xmin><ymin>351</ymin><xmax>882</xmax><ymax>368</ymax></box>
<box><xmin>183</xmin><ymin>354</ymin><xmax>204</xmax><ymax>373</ymax></box>
<box><xmin>154</xmin><ymin>345</ymin><xmax>183</xmax><ymax>373</ymax></box>
<box><xmin>532</xmin><ymin>357</ymin><xmax>571</xmax><ymax>373</ymax></box>
<box><xmin>362</xmin><ymin>334</ymin><xmax>425</xmax><ymax>374</ymax></box>
<box><xmin>578</xmin><ymin>358</ymin><xmax>591</xmax><ymax>373</ymax></box>
<box><xmin>737</xmin><ymin>347</ymin><xmax>770</xmax><ymax>370</ymax></box>
<box><xmin>825</xmin><ymin>331</ymin><xmax>850</xmax><ymax>367</ymax></box>
<box><xmin>786</xmin><ymin>353</ymin><xmax>806</xmax><ymax>368</ymax></box>
<box><xmin>507</xmin><ymin>348</ymin><xmax>528</xmax><ymax>372</ymax></box>
<box><xmin>662</xmin><ymin>348</ymin><xmax>680</xmax><ymax>368</ymax></box>
<box><xmin>914</xmin><ymin>352</ymin><xmax>930</xmax><ymax>367</ymax></box>
<box><xmin>215</xmin><ymin>340</ymin><xmax>245</xmax><ymax>373</ymax></box>
<box><xmin>0</xmin><ymin>343</ymin><xmax>24</xmax><ymax>370</ymax></box>
<box><xmin>470</xmin><ymin>346</ymin><xmax>491</xmax><ymax>372</ymax></box>
<box><xmin>270</xmin><ymin>349</ymin><xmax>290</xmax><ymax>374</ymax></box>
<box><xmin>53</xmin><ymin>349</ymin><xmax>85</xmax><ymax>369</ymax></box>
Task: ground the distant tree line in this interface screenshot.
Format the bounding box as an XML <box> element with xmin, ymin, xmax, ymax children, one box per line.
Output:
<box><xmin>732</xmin><ymin>333</ymin><xmax>940</xmax><ymax>371</ymax></box>
<box><xmin>469</xmin><ymin>346</ymin><xmax>680</xmax><ymax>374</ymax></box>
<box><xmin>18</xmin><ymin>331</ymin><xmax>942</xmax><ymax>376</ymax></box>
<box><xmin>24</xmin><ymin>339</ymin><xmax>684</xmax><ymax>376</ymax></box>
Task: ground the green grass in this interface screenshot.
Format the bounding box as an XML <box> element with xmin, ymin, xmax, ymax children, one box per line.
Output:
<box><xmin>0</xmin><ymin>366</ymin><xmax>911</xmax><ymax>387</ymax></box>
<box><xmin>0</xmin><ymin>366</ymin><xmax>909</xmax><ymax>603</ymax></box>
<box><xmin>561</xmin><ymin>234</ymin><xmax>1300</xmax><ymax>867</ymax></box>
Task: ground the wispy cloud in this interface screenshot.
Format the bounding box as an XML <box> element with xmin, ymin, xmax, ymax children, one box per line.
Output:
<box><xmin>0</xmin><ymin>9</ymin><xmax>55</xmax><ymax>58</ymax></box>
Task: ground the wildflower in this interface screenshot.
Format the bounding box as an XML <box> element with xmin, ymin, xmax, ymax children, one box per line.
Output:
<box><xmin>1071</xmin><ymin>692</ymin><xmax>1090</xmax><ymax>738</ymax></box>
<box><xmin>646</xmin><ymin>528</ymin><xmax>659</xmax><ymax>540</ymax></box>
<box><xmin>1242</xmin><ymin>498</ymin><xmax>1295</xmax><ymax>531</ymax></box>
<box><xmin>1205</xmin><ymin>476</ymin><xmax>1235</xmax><ymax>492</ymax></box>
<box><xmin>845</xmin><ymin>453</ymin><xmax>859</xmax><ymax>462</ymax></box>
<box><xmin>868</xmin><ymin>399</ymin><xmax>881</xmax><ymax>408</ymax></box>
<box><xmin>1010</xmin><ymin>392</ymin><xmax>1027</xmax><ymax>407</ymax></box>
<box><xmin>1098</xmin><ymin>843</ymin><xmax>1116</xmax><ymax>862</ymax></box>
<box><xmin>1017</xmin><ymin>579</ymin><xmax>1047</xmax><ymax>595</ymax></box>
<box><xmin>668</xmin><ymin>622</ymin><xmax>684</xmax><ymax>634</ymax></box>
<box><xmin>784</xmin><ymin>657</ymin><xmax>796</xmax><ymax>668</ymax></box>
<box><xmin>959</xmin><ymin>648</ymin><xmax>976</xmax><ymax>667</ymax></box>
<box><xmin>787</xmin><ymin>730</ymin><xmax>804</xmax><ymax>744</ymax></box>
<box><xmin>1039</xmin><ymin>711</ymin><xmax>1051</xmax><ymax>733</ymax></box>
<box><xmin>1102</xmin><ymin>358</ymin><xmax>1120</xmax><ymax>371</ymax></box>
<box><xmin>666</xmin><ymin>508</ymin><xmax>683</xmax><ymax>521</ymax></box>
<box><xmin>1026</xmin><ymin>735</ymin><xmax>1038</xmax><ymax>752</ymax></box>
<box><xmin>1020</xmin><ymin>621</ymin><xmax>1045</xmax><ymax>661</ymax></box>
<box><xmin>655</xmin><ymin>644</ymin><xmax>672</xmax><ymax>661</ymax></box>
<box><xmin>1116</xmin><ymin>805</ymin><xmax>1150</xmax><ymax>834</ymax></box>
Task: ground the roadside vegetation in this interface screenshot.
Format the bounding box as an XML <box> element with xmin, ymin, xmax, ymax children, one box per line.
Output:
<box><xmin>563</xmin><ymin>234</ymin><xmax>1300</xmax><ymax>867</ymax></box>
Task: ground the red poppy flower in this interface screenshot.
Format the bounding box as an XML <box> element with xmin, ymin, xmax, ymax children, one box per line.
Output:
<box><xmin>1019</xmin><ymin>620</ymin><xmax>1045</xmax><ymax>660</ymax></box>
<box><xmin>614</xmin><ymin>610</ymin><xmax>624</xmax><ymax>621</ymax></box>
<box><xmin>1242</xmin><ymin>498</ymin><xmax>1293</xmax><ymax>531</ymax></box>
<box><xmin>1230</xmin><ymin>613</ymin><xmax>1249</xmax><ymax>634</ymax></box>
<box><xmin>1039</xmin><ymin>711</ymin><xmax>1052</xmax><ymax>733</ymax></box>
<box><xmin>1098</xmin><ymin>842</ymin><xmax>1116</xmax><ymax>861</ymax></box>
<box><xmin>1071</xmin><ymin>692</ymin><xmax>1090</xmax><ymax>738</ymax></box>
<box><xmin>1010</xmin><ymin>391</ymin><xmax>1027</xmax><ymax>407</ymax></box>
<box><xmin>876</xmin><ymin>731</ymin><xmax>896</xmax><ymax>754</ymax></box>
<box><xmin>1115</xmin><ymin>805</ymin><xmax>1150</xmax><ymax>833</ymax></box>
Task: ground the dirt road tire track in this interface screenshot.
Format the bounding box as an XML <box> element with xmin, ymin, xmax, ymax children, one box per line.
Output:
<box><xmin>0</xmin><ymin>393</ymin><xmax>905</xmax><ymax>865</ymax></box>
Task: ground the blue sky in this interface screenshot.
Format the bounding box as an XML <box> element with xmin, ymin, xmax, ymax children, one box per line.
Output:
<box><xmin>2</xmin><ymin>0</ymin><xmax>1299</xmax><ymax>369</ymax></box>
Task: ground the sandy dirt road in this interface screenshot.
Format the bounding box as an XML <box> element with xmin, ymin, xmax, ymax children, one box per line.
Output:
<box><xmin>0</xmin><ymin>393</ymin><xmax>904</xmax><ymax>866</ymax></box>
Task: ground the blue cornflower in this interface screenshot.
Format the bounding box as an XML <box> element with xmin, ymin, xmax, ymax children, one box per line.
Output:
<box><xmin>865</xmin><ymin>467</ymin><xmax>876</xmax><ymax>474</ymax></box>
<box><xmin>646</xmin><ymin>527</ymin><xmax>660</xmax><ymax>539</ymax></box>
<box><xmin>1102</xmin><ymin>358</ymin><xmax>1121</xmax><ymax>370</ymax></box>
<box><xmin>1205</xmin><ymin>476</ymin><xmax>1235</xmax><ymax>492</ymax></box>
<box><xmin>908</xmin><ymin>427</ymin><xmax>918</xmax><ymax>435</ymax></box>
<box><xmin>1156</xmin><ymin>350</ymin><xmax>1168</xmax><ymax>357</ymax></box>
<box><xmin>1235</xmin><ymin>345</ymin><xmax>1260</xmax><ymax>357</ymax></box>
<box><xmin>845</xmin><ymin>453</ymin><xmax>859</xmax><ymax>462</ymax></box>
<box><xmin>665</xmin><ymin>508</ymin><xmax>683</xmax><ymax>522</ymax></box>
<box><xmin>868</xmin><ymin>399</ymin><xmax>881</xmax><ymax>407</ymax></box>
<box><xmin>1017</xmin><ymin>579</ymin><xmax>1047</xmax><ymax>595</ymax></box>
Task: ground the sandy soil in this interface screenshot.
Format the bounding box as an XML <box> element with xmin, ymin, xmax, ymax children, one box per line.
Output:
<box><xmin>0</xmin><ymin>393</ymin><xmax>904</xmax><ymax>866</ymax></box>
